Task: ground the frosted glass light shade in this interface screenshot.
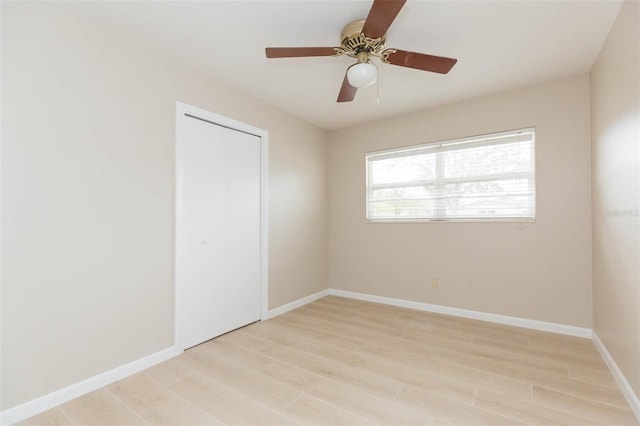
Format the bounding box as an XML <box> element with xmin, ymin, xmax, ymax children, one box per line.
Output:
<box><xmin>347</xmin><ymin>62</ymin><xmax>377</xmax><ymax>88</ymax></box>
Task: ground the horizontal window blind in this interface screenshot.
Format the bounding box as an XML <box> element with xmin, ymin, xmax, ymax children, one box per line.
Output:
<box><xmin>366</xmin><ymin>128</ymin><xmax>535</xmax><ymax>222</ymax></box>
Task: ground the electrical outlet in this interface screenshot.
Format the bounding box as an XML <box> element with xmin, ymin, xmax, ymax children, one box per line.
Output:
<box><xmin>431</xmin><ymin>278</ymin><xmax>439</xmax><ymax>288</ymax></box>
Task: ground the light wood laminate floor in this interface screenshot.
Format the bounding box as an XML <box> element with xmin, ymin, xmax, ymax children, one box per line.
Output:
<box><xmin>19</xmin><ymin>296</ymin><xmax>639</xmax><ymax>425</ymax></box>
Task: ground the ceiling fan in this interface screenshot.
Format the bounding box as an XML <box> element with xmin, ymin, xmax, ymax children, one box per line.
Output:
<box><xmin>265</xmin><ymin>0</ymin><xmax>457</xmax><ymax>103</ymax></box>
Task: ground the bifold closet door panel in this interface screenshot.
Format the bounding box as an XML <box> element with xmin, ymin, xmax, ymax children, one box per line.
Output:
<box><xmin>178</xmin><ymin>116</ymin><xmax>261</xmax><ymax>350</ymax></box>
<box><xmin>224</xmin><ymin>128</ymin><xmax>261</xmax><ymax>332</ymax></box>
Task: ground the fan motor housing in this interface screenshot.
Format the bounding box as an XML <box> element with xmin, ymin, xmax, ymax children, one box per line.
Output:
<box><xmin>339</xmin><ymin>19</ymin><xmax>387</xmax><ymax>58</ymax></box>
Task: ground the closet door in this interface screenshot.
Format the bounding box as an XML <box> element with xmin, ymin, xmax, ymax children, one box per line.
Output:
<box><xmin>178</xmin><ymin>115</ymin><xmax>261</xmax><ymax>350</ymax></box>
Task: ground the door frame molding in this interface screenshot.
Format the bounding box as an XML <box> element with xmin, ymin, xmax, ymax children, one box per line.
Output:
<box><xmin>174</xmin><ymin>101</ymin><xmax>269</xmax><ymax>352</ymax></box>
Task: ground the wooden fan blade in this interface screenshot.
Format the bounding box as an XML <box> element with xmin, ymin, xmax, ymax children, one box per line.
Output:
<box><xmin>386</xmin><ymin>49</ymin><xmax>457</xmax><ymax>74</ymax></box>
<box><xmin>265</xmin><ymin>47</ymin><xmax>337</xmax><ymax>58</ymax></box>
<box><xmin>361</xmin><ymin>0</ymin><xmax>407</xmax><ymax>39</ymax></box>
<box><xmin>337</xmin><ymin>72</ymin><xmax>357</xmax><ymax>103</ymax></box>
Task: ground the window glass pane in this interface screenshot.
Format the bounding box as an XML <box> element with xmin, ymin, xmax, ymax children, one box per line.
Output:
<box><xmin>370</xmin><ymin>153</ymin><xmax>436</xmax><ymax>185</ymax></box>
<box><xmin>442</xmin><ymin>179</ymin><xmax>532</xmax><ymax>198</ymax></box>
<box><xmin>441</xmin><ymin>195</ymin><xmax>534</xmax><ymax>218</ymax></box>
<box><xmin>442</xmin><ymin>141</ymin><xmax>532</xmax><ymax>179</ymax></box>
<box><xmin>442</xmin><ymin>179</ymin><xmax>533</xmax><ymax>218</ymax></box>
<box><xmin>369</xmin><ymin>186</ymin><xmax>436</xmax><ymax>218</ymax></box>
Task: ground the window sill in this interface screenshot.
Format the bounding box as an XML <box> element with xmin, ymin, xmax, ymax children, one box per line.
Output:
<box><xmin>366</xmin><ymin>218</ymin><xmax>537</xmax><ymax>224</ymax></box>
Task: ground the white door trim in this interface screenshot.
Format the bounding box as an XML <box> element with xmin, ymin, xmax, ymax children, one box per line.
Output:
<box><xmin>174</xmin><ymin>101</ymin><xmax>269</xmax><ymax>352</ymax></box>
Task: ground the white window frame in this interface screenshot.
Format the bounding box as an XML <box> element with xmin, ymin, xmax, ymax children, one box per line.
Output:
<box><xmin>366</xmin><ymin>128</ymin><xmax>536</xmax><ymax>223</ymax></box>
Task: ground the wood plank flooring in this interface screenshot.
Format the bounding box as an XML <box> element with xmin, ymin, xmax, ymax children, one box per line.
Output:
<box><xmin>18</xmin><ymin>296</ymin><xmax>639</xmax><ymax>425</ymax></box>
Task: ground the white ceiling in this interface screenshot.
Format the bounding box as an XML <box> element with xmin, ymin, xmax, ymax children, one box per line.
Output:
<box><xmin>68</xmin><ymin>0</ymin><xmax>622</xmax><ymax>130</ymax></box>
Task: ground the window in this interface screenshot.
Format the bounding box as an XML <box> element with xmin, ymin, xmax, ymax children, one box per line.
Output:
<box><xmin>366</xmin><ymin>128</ymin><xmax>535</xmax><ymax>222</ymax></box>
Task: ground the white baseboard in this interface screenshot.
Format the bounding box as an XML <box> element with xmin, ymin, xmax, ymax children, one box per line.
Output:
<box><xmin>592</xmin><ymin>332</ymin><xmax>640</xmax><ymax>422</ymax></box>
<box><xmin>265</xmin><ymin>289</ymin><xmax>330</xmax><ymax>319</ymax></box>
<box><xmin>328</xmin><ymin>289</ymin><xmax>592</xmax><ymax>338</ymax></box>
<box><xmin>0</xmin><ymin>346</ymin><xmax>179</xmax><ymax>425</ymax></box>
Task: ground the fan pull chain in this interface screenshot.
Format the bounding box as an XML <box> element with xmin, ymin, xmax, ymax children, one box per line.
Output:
<box><xmin>376</xmin><ymin>64</ymin><xmax>380</xmax><ymax>104</ymax></box>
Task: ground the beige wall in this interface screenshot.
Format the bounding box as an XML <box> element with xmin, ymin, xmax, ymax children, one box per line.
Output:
<box><xmin>329</xmin><ymin>76</ymin><xmax>593</xmax><ymax>327</ymax></box>
<box><xmin>1</xmin><ymin>2</ymin><xmax>328</xmax><ymax>410</ymax></box>
<box><xmin>591</xmin><ymin>0</ymin><xmax>640</xmax><ymax>398</ymax></box>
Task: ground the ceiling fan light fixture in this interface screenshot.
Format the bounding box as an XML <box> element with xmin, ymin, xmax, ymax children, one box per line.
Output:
<box><xmin>265</xmin><ymin>0</ymin><xmax>457</xmax><ymax>103</ymax></box>
<box><xmin>347</xmin><ymin>61</ymin><xmax>377</xmax><ymax>88</ymax></box>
